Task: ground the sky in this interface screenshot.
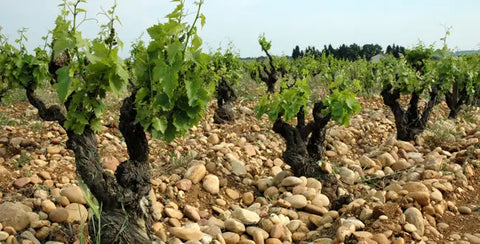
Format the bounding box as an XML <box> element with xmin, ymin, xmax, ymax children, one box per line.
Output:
<box><xmin>0</xmin><ymin>0</ymin><xmax>479</xmax><ymax>58</ymax></box>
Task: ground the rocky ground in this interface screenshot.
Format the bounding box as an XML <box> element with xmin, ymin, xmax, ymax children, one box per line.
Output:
<box><xmin>0</xmin><ymin>97</ymin><xmax>479</xmax><ymax>244</ymax></box>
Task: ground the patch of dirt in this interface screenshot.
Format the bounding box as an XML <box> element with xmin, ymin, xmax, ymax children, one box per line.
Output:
<box><xmin>431</xmin><ymin>168</ymin><xmax>480</xmax><ymax>242</ymax></box>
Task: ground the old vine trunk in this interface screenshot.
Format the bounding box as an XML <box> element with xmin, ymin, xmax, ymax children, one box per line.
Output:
<box><xmin>27</xmin><ymin>87</ymin><xmax>153</xmax><ymax>243</ymax></box>
<box><xmin>381</xmin><ymin>85</ymin><xmax>439</xmax><ymax>141</ymax></box>
<box><xmin>214</xmin><ymin>79</ymin><xmax>237</xmax><ymax>124</ymax></box>
<box><xmin>272</xmin><ymin>102</ymin><xmax>338</xmax><ymax>199</ymax></box>
<box><xmin>445</xmin><ymin>81</ymin><xmax>468</xmax><ymax>119</ymax></box>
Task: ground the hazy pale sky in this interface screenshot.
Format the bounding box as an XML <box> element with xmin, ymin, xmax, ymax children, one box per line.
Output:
<box><xmin>0</xmin><ymin>0</ymin><xmax>479</xmax><ymax>57</ymax></box>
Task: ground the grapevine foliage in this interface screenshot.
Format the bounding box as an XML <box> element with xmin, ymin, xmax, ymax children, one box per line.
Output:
<box><xmin>52</xmin><ymin>0</ymin><xmax>129</xmax><ymax>133</ymax></box>
<box><xmin>0</xmin><ymin>28</ymin><xmax>49</xmax><ymax>94</ymax></box>
<box><xmin>255</xmin><ymin>54</ymin><xmax>361</xmax><ymax>126</ymax></box>
<box><xmin>131</xmin><ymin>0</ymin><xmax>213</xmax><ymax>142</ymax></box>
<box><xmin>208</xmin><ymin>46</ymin><xmax>242</xmax><ymax>89</ymax></box>
<box><xmin>376</xmin><ymin>54</ymin><xmax>424</xmax><ymax>94</ymax></box>
<box><xmin>256</xmin><ymin>77</ymin><xmax>311</xmax><ymax>122</ymax></box>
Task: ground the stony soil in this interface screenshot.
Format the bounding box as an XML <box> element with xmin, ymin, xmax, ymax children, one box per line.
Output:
<box><xmin>0</xmin><ymin>97</ymin><xmax>479</xmax><ymax>244</ymax></box>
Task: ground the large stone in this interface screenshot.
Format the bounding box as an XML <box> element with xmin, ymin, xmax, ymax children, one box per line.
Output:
<box><xmin>458</xmin><ymin>206</ymin><xmax>472</xmax><ymax>215</ymax></box>
<box><xmin>0</xmin><ymin>202</ymin><xmax>31</xmax><ymax>231</ymax></box>
<box><xmin>102</xmin><ymin>156</ymin><xmax>120</xmax><ymax>172</ymax></box>
<box><xmin>231</xmin><ymin>160</ymin><xmax>247</xmax><ymax>176</ymax></box>
<box><xmin>312</xmin><ymin>194</ymin><xmax>330</xmax><ymax>207</ymax></box>
<box><xmin>359</xmin><ymin>156</ymin><xmax>377</xmax><ymax>168</ymax></box>
<box><xmin>0</xmin><ymin>231</ymin><xmax>8</xmax><ymax>241</ymax></box>
<box><xmin>226</xmin><ymin>188</ymin><xmax>241</xmax><ymax>200</ymax></box>
<box><xmin>184</xmin><ymin>164</ymin><xmax>207</xmax><ymax>184</ymax></box>
<box><xmin>281</xmin><ymin>176</ymin><xmax>303</xmax><ymax>187</ymax></box>
<box><xmin>285</xmin><ymin>195</ymin><xmax>307</xmax><ymax>209</ymax></box>
<box><xmin>172</xmin><ymin>179</ymin><xmax>190</xmax><ymax>192</ymax></box>
<box><xmin>403</xmin><ymin>182</ymin><xmax>429</xmax><ymax>193</ymax></box>
<box><xmin>406</xmin><ymin>192</ymin><xmax>430</xmax><ymax>206</ymax></box>
<box><xmin>41</xmin><ymin>200</ymin><xmax>56</xmax><ymax>213</ymax></box>
<box><xmin>65</xmin><ymin>203</ymin><xmax>88</xmax><ymax>223</ymax></box>
<box><xmin>0</xmin><ymin>166</ymin><xmax>11</xmax><ymax>179</ymax></box>
<box><xmin>184</xmin><ymin>205</ymin><xmax>201</xmax><ymax>222</ymax></box>
<box><xmin>377</xmin><ymin>153</ymin><xmax>396</xmax><ymax>167</ymax></box>
<box><xmin>404</xmin><ymin>207</ymin><xmax>424</xmax><ymax>235</ymax></box>
<box><xmin>208</xmin><ymin>133</ymin><xmax>220</xmax><ymax>144</ymax></box>
<box><xmin>339</xmin><ymin>167</ymin><xmax>357</xmax><ymax>185</ymax></box>
<box><xmin>14</xmin><ymin>177</ymin><xmax>31</xmax><ymax>188</ymax></box>
<box><xmin>372</xmin><ymin>233</ymin><xmax>390</xmax><ymax>244</ymax></box>
<box><xmin>60</xmin><ymin>185</ymin><xmax>86</xmax><ymax>204</ymax></box>
<box><xmin>231</xmin><ymin>208</ymin><xmax>260</xmax><ymax>225</ymax></box>
<box><xmin>306</xmin><ymin>178</ymin><xmax>322</xmax><ymax>190</ymax></box>
<box><xmin>464</xmin><ymin>234</ymin><xmax>480</xmax><ymax>244</ymax></box>
<box><xmin>170</xmin><ymin>226</ymin><xmax>204</xmax><ymax>241</ymax></box>
<box><xmin>224</xmin><ymin>219</ymin><xmax>245</xmax><ymax>233</ymax></box>
<box><xmin>202</xmin><ymin>174</ymin><xmax>220</xmax><ymax>194</ymax></box>
<box><xmin>396</xmin><ymin>141</ymin><xmax>416</xmax><ymax>152</ymax></box>
<box><xmin>20</xmin><ymin>230</ymin><xmax>41</xmax><ymax>244</ymax></box>
<box><xmin>333</xmin><ymin>141</ymin><xmax>349</xmax><ymax>155</ymax></box>
<box><xmin>9</xmin><ymin>137</ymin><xmax>25</xmax><ymax>148</ymax></box>
<box><xmin>49</xmin><ymin>208</ymin><xmax>69</xmax><ymax>223</ymax></box>
<box><xmin>391</xmin><ymin>159</ymin><xmax>410</xmax><ymax>171</ymax></box>
<box><xmin>165</xmin><ymin>208</ymin><xmax>183</xmax><ymax>219</ymax></box>
<box><xmin>152</xmin><ymin>201</ymin><xmax>163</xmax><ymax>221</ymax></box>
<box><xmin>46</xmin><ymin>146</ymin><xmax>62</xmax><ymax>154</ymax></box>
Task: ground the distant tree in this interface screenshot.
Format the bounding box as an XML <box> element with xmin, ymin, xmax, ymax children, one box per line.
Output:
<box><xmin>347</xmin><ymin>43</ymin><xmax>361</xmax><ymax>61</ymax></box>
<box><xmin>386</xmin><ymin>45</ymin><xmax>393</xmax><ymax>55</ymax></box>
<box><xmin>362</xmin><ymin>44</ymin><xmax>383</xmax><ymax>60</ymax></box>
<box><xmin>386</xmin><ymin>44</ymin><xmax>406</xmax><ymax>58</ymax></box>
<box><xmin>292</xmin><ymin>45</ymin><xmax>301</xmax><ymax>59</ymax></box>
<box><xmin>305</xmin><ymin>46</ymin><xmax>321</xmax><ymax>58</ymax></box>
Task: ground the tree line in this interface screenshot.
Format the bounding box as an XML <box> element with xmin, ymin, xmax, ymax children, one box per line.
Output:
<box><xmin>292</xmin><ymin>43</ymin><xmax>406</xmax><ymax>61</ymax></box>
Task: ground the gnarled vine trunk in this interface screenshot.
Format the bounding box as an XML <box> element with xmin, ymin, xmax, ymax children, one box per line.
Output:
<box><xmin>27</xmin><ymin>87</ymin><xmax>154</xmax><ymax>243</ymax></box>
<box><xmin>273</xmin><ymin>102</ymin><xmax>338</xmax><ymax>199</ymax></box>
<box><xmin>445</xmin><ymin>81</ymin><xmax>468</xmax><ymax>119</ymax></box>
<box><xmin>214</xmin><ymin>79</ymin><xmax>237</xmax><ymax>124</ymax></box>
<box><xmin>257</xmin><ymin>49</ymin><xmax>285</xmax><ymax>94</ymax></box>
<box><xmin>381</xmin><ymin>84</ymin><xmax>439</xmax><ymax>141</ymax></box>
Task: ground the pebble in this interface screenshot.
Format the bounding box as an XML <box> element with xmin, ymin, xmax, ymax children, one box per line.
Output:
<box><xmin>353</xmin><ymin>231</ymin><xmax>373</xmax><ymax>239</ymax></box>
<box><xmin>169</xmin><ymin>226</ymin><xmax>204</xmax><ymax>241</ymax></box>
<box><xmin>281</xmin><ymin>177</ymin><xmax>303</xmax><ymax>187</ymax></box>
<box><xmin>222</xmin><ymin>232</ymin><xmax>240</xmax><ymax>244</ymax></box>
<box><xmin>464</xmin><ymin>234</ymin><xmax>480</xmax><ymax>244</ymax></box>
<box><xmin>0</xmin><ymin>202</ymin><xmax>31</xmax><ymax>231</ymax></box>
<box><xmin>226</xmin><ymin>188</ymin><xmax>241</xmax><ymax>200</ymax></box>
<box><xmin>0</xmin><ymin>231</ymin><xmax>8</xmax><ymax>241</ymax></box>
<box><xmin>175</xmin><ymin>179</ymin><xmax>192</xmax><ymax>191</ymax></box>
<box><xmin>183</xmin><ymin>205</ymin><xmax>200</xmax><ymax>222</ymax></box>
<box><xmin>403</xmin><ymin>223</ymin><xmax>417</xmax><ymax>232</ymax></box>
<box><xmin>458</xmin><ymin>206</ymin><xmax>472</xmax><ymax>215</ymax></box>
<box><xmin>202</xmin><ymin>174</ymin><xmax>220</xmax><ymax>194</ymax></box>
<box><xmin>184</xmin><ymin>164</ymin><xmax>207</xmax><ymax>184</ymax></box>
<box><xmin>49</xmin><ymin>208</ymin><xmax>68</xmax><ymax>223</ymax></box>
<box><xmin>60</xmin><ymin>186</ymin><xmax>86</xmax><ymax>204</ymax></box>
<box><xmin>404</xmin><ymin>207</ymin><xmax>424</xmax><ymax>235</ymax></box>
<box><xmin>224</xmin><ymin>219</ymin><xmax>245</xmax><ymax>233</ymax></box>
<box><xmin>41</xmin><ymin>200</ymin><xmax>56</xmax><ymax>213</ymax></box>
<box><xmin>285</xmin><ymin>195</ymin><xmax>307</xmax><ymax>209</ymax></box>
<box><xmin>20</xmin><ymin>230</ymin><xmax>40</xmax><ymax>244</ymax></box>
<box><xmin>65</xmin><ymin>203</ymin><xmax>88</xmax><ymax>223</ymax></box>
<box><xmin>406</xmin><ymin>192</ymin><xmax>430</xmax><ymax>206</ymax></box>
<box><xmin>165</xmin><ymin>208</ymin><xmax>183</xmax><ymax>219</ymax></box>
<box><xmin>242</xmin><ymin>192</ymin><xmax>255</xmax><ymax>205</ymax></box>
<box><xmin>14</xmin><ymin>177</ymin><xmax>31</xmax><ymax>188</ymax></box>
<box><xmin>46</xmin><ymin>146</ymin><xmax>62</xmax><ymax>154</ymax></box>
<box><xmin>231</xmin><ymin>209</ymin><xmax>260</xmax><ymax>225</ymax></box>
